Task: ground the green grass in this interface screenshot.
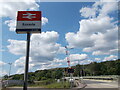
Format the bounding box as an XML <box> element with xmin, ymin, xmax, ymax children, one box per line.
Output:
<box><xmin>7</xmin><ymin>79</ymin><xmax>70</xmax><ymax>88</ymax></box>
<box><xmin>28</xmin><ymin>80</ymin><xmax>70</xmax><ymax>88</ymax></box>
<box><xmin>44</xmin><ymin>81</ymin><xmax>70</xmax><ymax>88</ymax></box>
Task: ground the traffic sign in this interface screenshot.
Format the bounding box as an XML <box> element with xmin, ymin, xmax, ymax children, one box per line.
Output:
<box><xmin>68</xmin><ymin>68</ymin><xmax>74</xmax><ymax>73</ymax></box>
<box><xmin>16</xmin><ymin>11</ymin><xmax>41</xmax><ymax>34</ymax></box>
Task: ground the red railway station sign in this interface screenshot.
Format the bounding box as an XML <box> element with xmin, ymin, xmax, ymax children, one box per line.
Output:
<box><xmin>16</xmin><ymin>11</ymin><xmax>41</xmax><ymax>34</ymax></box>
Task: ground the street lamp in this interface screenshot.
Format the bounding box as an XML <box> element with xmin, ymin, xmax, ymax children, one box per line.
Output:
<box><xmin>8</xmin><ymin>63</ymin><xmax>12</xmax><ymax>78</ymax></box>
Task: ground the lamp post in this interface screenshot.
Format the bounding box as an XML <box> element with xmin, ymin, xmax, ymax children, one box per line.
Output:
<box><xmin>8</xmin><ymin>63</ymin><xmax>12</xmax><ymax>78</ymax></box>
<box><xmin>8</xmin><ymin>63</ymin><xmax>12</xmax><ymax>79</ymax></box>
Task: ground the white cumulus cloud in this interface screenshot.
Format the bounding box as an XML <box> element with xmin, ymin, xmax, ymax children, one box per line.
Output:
<box><xmin>69</xmin><ymin>54</ymin><xmax>88</xmax><ymax>61</ymax></box>
<box><xmin>42</xmin><ymin>17</ymin><xmax>48</xmax><ymax>25</ymax></box>
<box><xmin>1</xmin><ymin>1</ymin><xmax>48</xmax><ymax>32</ymax></box>
<box><xmin>7</xmin><ymin>39</ymin><xmax>26</xmax><ymax>55</ymax></box>
<box><xmin>0</xmin><ymin>61</ymin><xmax>6</xmax><ymax>67</ymax></box>
<box><xmin>80</xmin><ymin>7</ymin><xmax>97</xmax><ymax>18</ymax></box>
<box><xmin>103</xmin><ymin>55</ymin><xmax>118</xmax><ymax>61</ymax></box>
<box><xmin>0</xmin><ymin>0</ymin><xmax>39</xmax><ymax>19</ymax></box>
<box><xmin>65</xmin><ymin>1</ymin><xmax>118</xmax><ymax>56</ymax></box>
<box><xmin>0</xmin><ymin>70</ymin><xmax>8</xmax><ymax>77</ymax></box>
<box><xmin>14</xmin><ymin>56</ymin><xmax>37</xmax><ymax>74</ymax></box>
<box><xmin>8</xmin><ymin>31</ymin><xmax>63</xmax><ymax>62</ymax></box>
<box><xmin>95</xmin><ymin>58</ymin><xmax>101</xmax><ymax>61</ymax></box>
<box><xmin>8</xmin><ymin>31</ymin><xmax>66</xmax><ymax>73</ymax></box>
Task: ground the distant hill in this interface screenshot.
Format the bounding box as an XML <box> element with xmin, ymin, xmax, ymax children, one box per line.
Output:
<box><xmin>4</xmin><ymin>59</ymin><xmax>120</xmax><ymax>81</ymax></box>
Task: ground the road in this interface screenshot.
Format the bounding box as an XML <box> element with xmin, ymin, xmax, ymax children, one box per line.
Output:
<box><xmin>82</xmin><ymin>79</ymin><xmax>119</xmax><ymax>90</ymax></box>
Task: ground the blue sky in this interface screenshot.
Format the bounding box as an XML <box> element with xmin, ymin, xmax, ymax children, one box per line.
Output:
<box><xmin>0</xmin><ymin>1</ymin><xmax>119</xmax><ymax>76</ymax></box>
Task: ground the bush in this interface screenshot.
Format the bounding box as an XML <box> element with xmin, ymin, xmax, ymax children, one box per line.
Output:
<box><xmin>41</xmin><ymin>77</ymin><xmax>47</xmax><ymax>80</ymax></box>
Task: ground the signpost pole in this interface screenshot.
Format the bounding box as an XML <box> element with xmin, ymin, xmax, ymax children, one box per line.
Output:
<box><xmin>23</xmin><ymin>33</ymin><xmax>31</xmax><ymax>90</ymax></box>
<box><xmin>16</xmin><ymin>11</ymin><xmax>41</xmax><ymax>90</ymax></box>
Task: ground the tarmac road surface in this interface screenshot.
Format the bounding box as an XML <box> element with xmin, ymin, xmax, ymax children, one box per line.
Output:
<box><xmin>82</xmin><ymin>79</ymin><xmax>119</xmax><ymax>90</ymax></box>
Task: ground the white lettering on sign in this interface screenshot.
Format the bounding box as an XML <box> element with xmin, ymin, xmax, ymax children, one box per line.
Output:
<box><xmin>22</xmin><ymin>13</ymin><xmax>36</xmax><ymax>19</ymax></box>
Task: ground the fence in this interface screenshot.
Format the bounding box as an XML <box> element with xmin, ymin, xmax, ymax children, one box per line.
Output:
<box><xmin>2</xmin><ymin>80</ymin><xmax>24</xmax><ymax>87</ymax></box>
<box><xmin>65</xmin><ymin>75</ymin><xmax>119</xmax><ymax>81</ymax></box>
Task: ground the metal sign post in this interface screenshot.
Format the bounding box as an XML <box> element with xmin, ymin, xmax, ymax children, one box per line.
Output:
<box><xmin>23</xmin><ymin>33</ymin><xmax>31</xmax><ymax>90</ymax></box>
<box><xmin>16</xmin><ymin>11</ymin><xmax>41</xmax><ymax>90</ymax></box>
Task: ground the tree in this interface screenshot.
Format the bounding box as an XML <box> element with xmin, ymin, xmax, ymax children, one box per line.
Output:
<box><xmin>10</xmin><ymin>59</ymin><xmax>120</xmax><ymax>81</ymax></box>
<box><xmin>73</xmin><ymin>64</ymin><xmax>82</xmax><ymax>76</ymax></box>
<box><xmin>55</xmin><ymin>69</ymin><xmax>62</xmax><ymax>79</ymax></box>
<box><xmin>3</xmin><ymin>75</ymin><xmax>8</xmax><ymax>80</ymax></box>
<box><xmin>115</xmin><ymin>60</ymin><xmax>120</xmax><ymax>75</ymax></box>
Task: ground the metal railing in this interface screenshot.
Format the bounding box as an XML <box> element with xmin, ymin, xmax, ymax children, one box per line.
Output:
<box><xmin>82</xmin><ymin>75</ymin><xmax>119</xmax><ymax>80</ymax></box>
<box><xmin>65</xmin><ymin>75</ymin><xmax>119</xmax><ymax>81</ymax></box>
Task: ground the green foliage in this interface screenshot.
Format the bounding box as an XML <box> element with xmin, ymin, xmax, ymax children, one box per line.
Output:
<box><xmin>80</xmin><ymin>59</ymin><xmax>120</xmax><ymax>76</ymax></box>
<box><xmin>10</xmin><ymin>74</ymin><xmax>24</xmax><ymax>80</ymax></box>
<box><xmin>44</xmin><ymin>81</ymin><xmax>70</xmax><ymax>88</ymax></box>
<box><xmin>41</xmin><ymin>77</ymin><xmax>47</xmax><ymax>80</ymax></box>
<box><xmin>116</xmin><ymin>61</ymin><xmax>120</xmax><ymax>75</ymax></box>
<box><xmin>3</xmin><ymin>75</ymin><xmax>8</xmax><ymax>80</ymax></box>
<box><xmin>28</xmin><ymin>80</ymin><xmax>70</xmax><ymax>88</ymax></box>
<box><xmin>29</xmin><ymin>79</ymin><xmax>55</xmax><ymax>86</ymax></box>
<box><xmin>73</xmin><ymin>64</ymin><xmax>81</xmax><ymax>76</ymax></box>
<box><xmin>7</xmin><ymin>59</ymin><xmax>120</xmax><ymax>81</ymax></box>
